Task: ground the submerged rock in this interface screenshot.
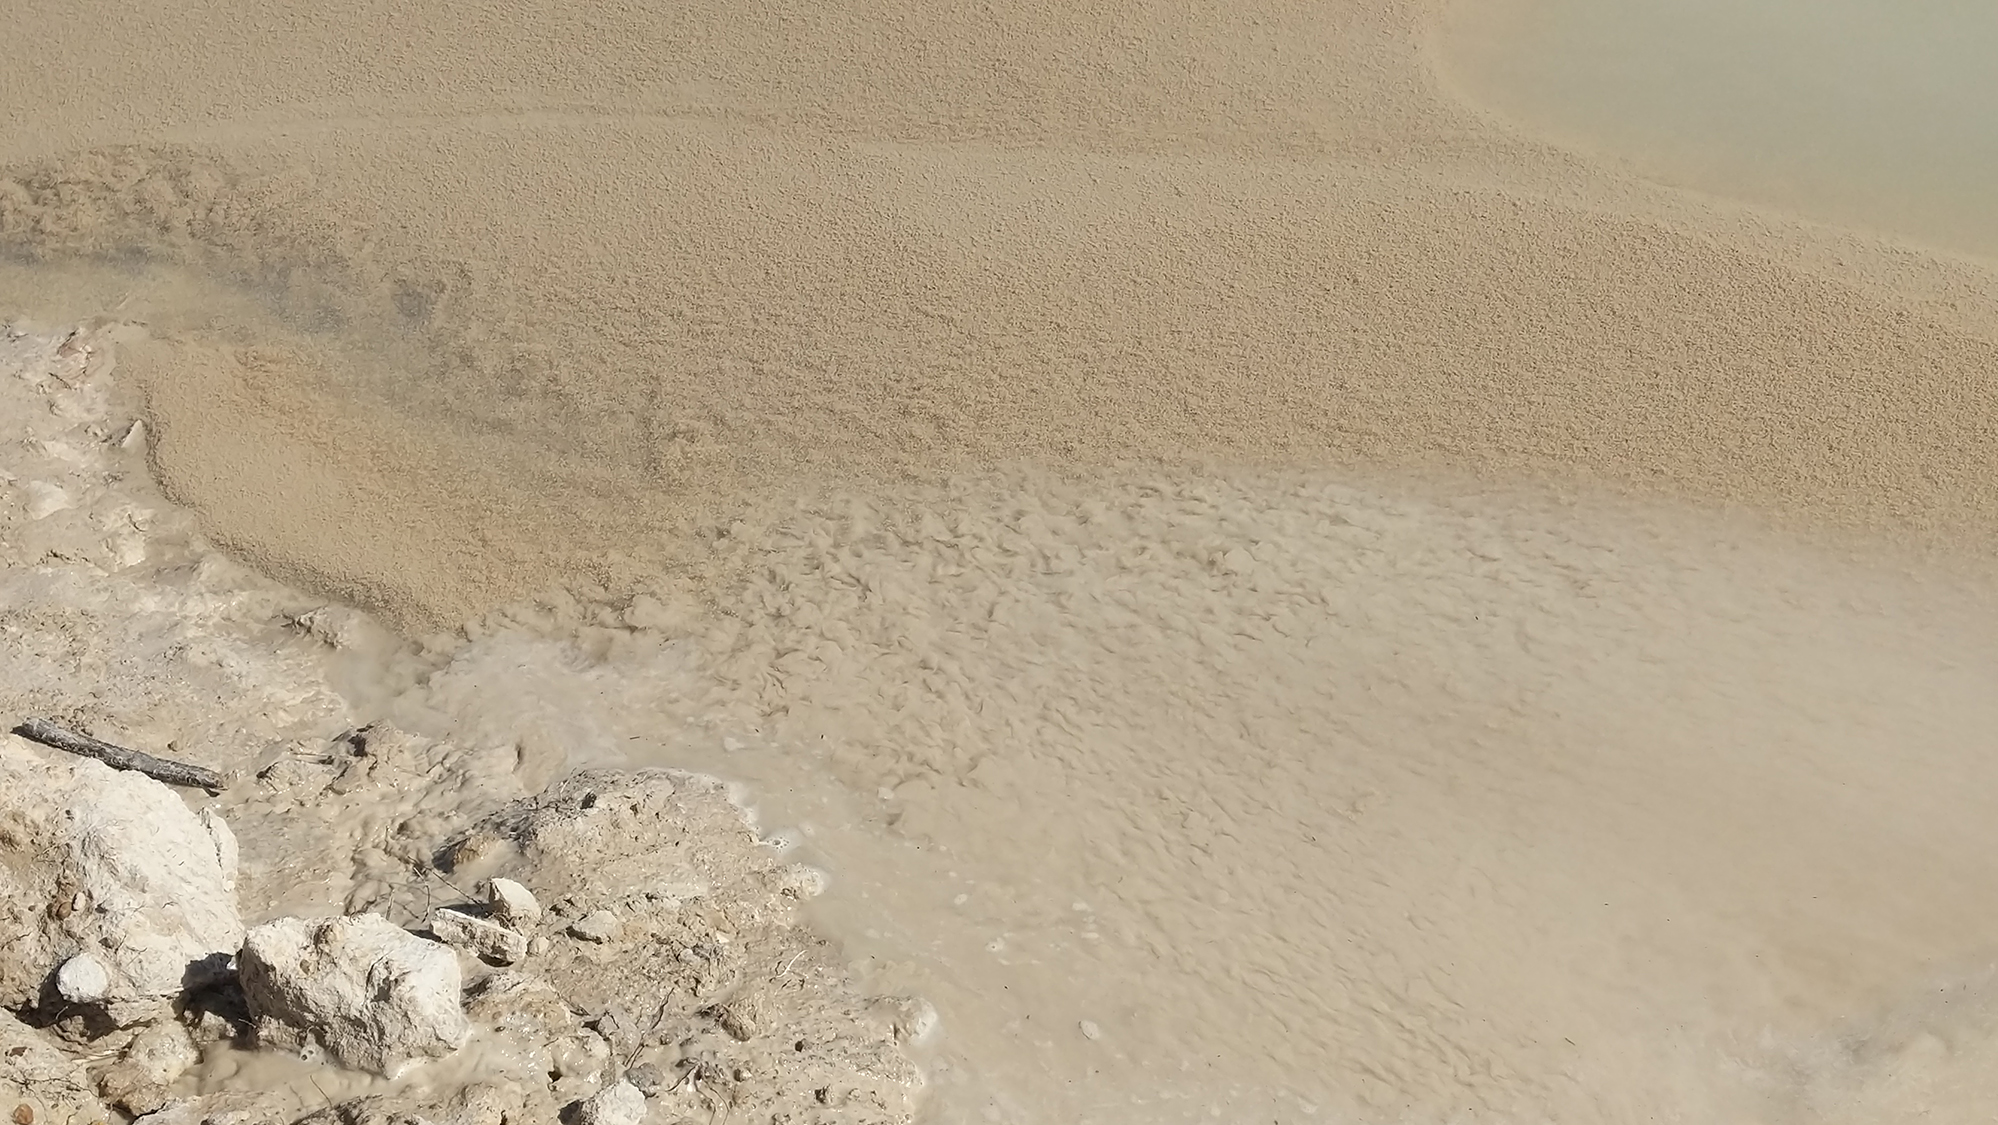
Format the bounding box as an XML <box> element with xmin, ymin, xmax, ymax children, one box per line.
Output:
<box><xmin>462</xmin><ymin>970</ymin><xmax>579</xmax><ymax>1046</ymax></box>
<box><xmin>237</xmin><ymin>914</ymin><xmax>469</xmax><ymax>1076</ymax></box>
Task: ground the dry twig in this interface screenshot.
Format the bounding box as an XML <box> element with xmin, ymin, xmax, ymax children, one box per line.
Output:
<box><xmin>12</xmin><ymin>717</ymin><xmax>226</xmax><ymax>792</ymax></box>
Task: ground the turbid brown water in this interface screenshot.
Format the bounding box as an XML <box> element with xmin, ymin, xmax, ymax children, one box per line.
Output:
<box><xmin>5</xmin><ymin>1</ymin><xmax>1998</xmax><ymax>1121</ymax></box>
<box><xmin>4</xmin><ymin>0</ymin><xmax>1998</xmax><ymax>624</ymax></box>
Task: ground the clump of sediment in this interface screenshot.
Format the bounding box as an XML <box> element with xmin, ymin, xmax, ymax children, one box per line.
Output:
<box><xmin>0</xmin><ymin>323</ymin><xmax>927</xmax><ymax>1123</ymax></box>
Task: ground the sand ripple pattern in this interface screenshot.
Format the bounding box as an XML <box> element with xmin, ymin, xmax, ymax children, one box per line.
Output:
<box><xmin>619</xmin><ymin>473</ymin><xmax>1998</xmax><ymax>1121</ymax></box>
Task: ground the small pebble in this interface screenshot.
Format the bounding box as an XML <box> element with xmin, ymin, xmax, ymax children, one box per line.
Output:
<box><xmin>622</xmin><ymin>1062</ymin><xmax>666</xmax><ymax>1096</ymax></box>
<box><xmin>573</xmin><ymin>1079</ymin><xmax>646</xmax><ymax>1125</ymax></box>
<box><xmin>55</xmin><ymin>953</ymin><xmax>109</xmax><ymax>1004</ymax></box>
<box><xmin>1079</xmin><ymin>1019</ymin><xmax>1103</xmax><ymax>1041</ymax></box>
<box><xmin>487</xmin><ymin>877</ymin><xmax>543</xmax><ymax>928</ymax></box>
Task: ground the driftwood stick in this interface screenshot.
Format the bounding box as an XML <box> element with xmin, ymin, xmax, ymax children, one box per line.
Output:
<box><xmin>12</xmin><ymin>718</ymin><xmax>226</xmax><ymax>792</ymax></box>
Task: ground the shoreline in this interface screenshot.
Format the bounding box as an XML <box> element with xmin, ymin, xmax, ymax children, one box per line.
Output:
<box><xmin>1</xmin><ymin>322</ymin><xmax>930</xmax><ymax>1123</ymax></box>
<box><xmin>4</xmin><ymin>0</ymin><xmax>1998</xmax><ymax>1120</ymax></box>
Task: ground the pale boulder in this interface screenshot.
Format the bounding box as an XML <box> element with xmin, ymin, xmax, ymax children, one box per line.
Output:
<box><xmin>568</xmin><ymin>909</ymin><xmax>621</xmax><ymax>944</ymax></box>
<box><xmin>0</xmin><ymin>738</ymin><xmax>243</xmax><ymax>1022</ymax></box>
<box><xmin>238</xmin><ymin>914</ymin><xmax>470</xmax><ymax>1076</ymax></box>
<box><xmin>54</xmin><ymin>952</ymin><xmax>111</xmax><ymax>1004</ymax></box>
<box><xmin>97</xmin><ymin>1020</ymin><xmax>201</xmax><ymax>1116</ymax></box>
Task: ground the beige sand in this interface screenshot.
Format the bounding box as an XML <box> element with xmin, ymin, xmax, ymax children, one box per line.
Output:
<box><xmin>5</xmin><ymin>0</ymin><xmax>1998</xmax><ymax>1121</ymax></box>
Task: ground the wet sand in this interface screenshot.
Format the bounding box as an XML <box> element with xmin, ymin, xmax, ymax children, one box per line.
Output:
<box><xmin>5</xmin><ymin>0</ymin><xmax>1998</xmax><ymax>1121</ymax></box>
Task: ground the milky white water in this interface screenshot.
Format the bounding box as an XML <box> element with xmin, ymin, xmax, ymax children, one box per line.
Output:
<box><xmin>1439</xmin><ymin>0</ymin><xmax>1998</xmax><ymax>260</ymax></box>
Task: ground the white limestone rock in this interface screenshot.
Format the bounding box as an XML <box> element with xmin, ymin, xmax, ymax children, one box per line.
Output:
<box><xmin>568</xmin><ymin>909</ymin><xmax>621</xmax><ymax>944</ymax></box>
<box><xmin>55</xmin><ymin>952</ymin><xmax>112</xmax><ymax>1004</ymax></box>
<box><xmin>0</xmin><ymin>738</ymin><xmax>243</xmax><ymax>1023</ymax></box>
<box><xmin>428</xmin><ymin>908</ymin><xmax>528</xmax><ymax>965</ymax></box>
<box><xmin>485</xmin><ymin>877</ymin><xmax>541</xmax><ymax>929</ymax></box>
<box><xmin>238</xmin><ymin>914</ymin><xmax>470</xmax><ymax>1076</ymax></box>
<box><xmin>572</xmin><ymin>1080</ymin><xmax>646</xmax><ymax>1125</ymax></box>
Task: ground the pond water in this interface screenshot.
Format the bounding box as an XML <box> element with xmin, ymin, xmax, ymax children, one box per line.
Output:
<box><xmin>8</xmin><ymin>1</ymin><xmax>1998</xmax><ymax>1120</ymax></box>
<box><xmin>1439</xmin><ymin>0</ymin><xmax>1998</xmax><ymax>260</ymax></box>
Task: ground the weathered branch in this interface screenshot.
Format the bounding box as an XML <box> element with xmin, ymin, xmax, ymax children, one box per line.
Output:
<box><xmin>12</xmin><ymin>718</ymin><xmax>226</xmax><ymax>792</ymax></box>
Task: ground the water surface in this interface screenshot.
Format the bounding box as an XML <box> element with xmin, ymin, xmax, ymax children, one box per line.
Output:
<box><xmin>1441</xmin><ymin>0</ymin><xmax>1998</xmax><ymax>259</ymax></box>
<box><xmin>6</xmin><ymin>1</ymin><xmax>1998</xmax><ymax>1120</ymax></box>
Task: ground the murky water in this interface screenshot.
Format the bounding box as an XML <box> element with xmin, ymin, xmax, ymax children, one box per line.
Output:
<box><xmin>393</xmin><ymin>477</ymin><xmax>1998</xmax><ymax>1124</ymax></box>
<box><xmin>7</xmin><ymin>0</ymin><xmax>1998</xmax><ymax>1121</ymax></box>
<box><xmin>1439</xmin><ymin>0</ymin><xmax>1998</xmax><ymax>260</ymax></box>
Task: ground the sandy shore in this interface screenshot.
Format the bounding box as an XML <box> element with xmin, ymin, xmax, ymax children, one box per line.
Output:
<box><xmin>5</xmin><ymin>0</ymin><xmax>1998</xmax><ymax>1121</ymax></box>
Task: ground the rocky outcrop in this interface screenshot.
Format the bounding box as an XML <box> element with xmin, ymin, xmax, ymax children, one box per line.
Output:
<box><xmin>0</xmin><ymin>322</ymin><xmax>927</xmax><ymax>1124</ymax></box>
<box><xmin>0</xmin><ymin>748</ymin><xmax>925</xmax><ymax>1124</ymax></box>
